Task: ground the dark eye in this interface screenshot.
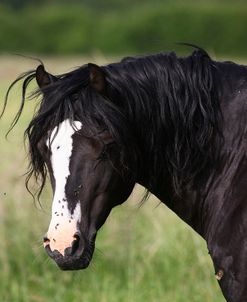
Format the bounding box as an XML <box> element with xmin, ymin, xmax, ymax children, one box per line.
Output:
<box><xmin>98</xmin><ymin>142</ymin><xmax>116</xmax><ymax>161</ymax></box>
<box><xmin>99</xmin><ymin>150</ymin><xmax>107</xmax><ymax>160</ymax></box>
<box><xmin>98</xmin><ymin>145</ymin><xmax>109</xmax><ymax>161</ymax></box>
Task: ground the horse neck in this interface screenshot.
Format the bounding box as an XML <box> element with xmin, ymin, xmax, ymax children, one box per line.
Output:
<box><xmin>134</xmin><ymin>60</ymin><xmax>247</xmax><ymax>243</ymax></box>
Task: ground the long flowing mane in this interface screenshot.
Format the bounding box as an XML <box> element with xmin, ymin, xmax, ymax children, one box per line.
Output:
<box><xmin>2</xmin><ymin>49</ymin><xmax>222</xmax><ymax>198</ymax></box>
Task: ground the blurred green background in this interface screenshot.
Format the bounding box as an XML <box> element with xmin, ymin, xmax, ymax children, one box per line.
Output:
<box><xmin>1</xmin><ymin>1</ymin><xmax>246</xmax><ymax>301</ymax></box>
<box><xmin>0</xmin><ymin>0</ymin><xmax>247</xmax><ymax>57</ymax></box>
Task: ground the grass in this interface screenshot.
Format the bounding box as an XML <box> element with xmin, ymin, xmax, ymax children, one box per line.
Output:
<box><xmin>0</xmin><ymin>56</ymin><xmax>226</xmax><ymax>302</ymax></box>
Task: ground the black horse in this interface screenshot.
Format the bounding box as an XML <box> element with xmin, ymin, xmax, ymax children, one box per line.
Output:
<box><xmin>3</xmin><ymin>49</ymin><xmax>247</xmax><ymax>302</ymax></box>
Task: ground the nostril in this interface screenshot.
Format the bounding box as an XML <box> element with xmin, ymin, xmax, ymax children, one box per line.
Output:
<box><xmin>73</xmin><ymin>232</ymin><xmax>81</xmax><ymax>241</ymax></box>
<box><xmin>43</xmin><ymin>236</ymin><xmax>50</xmax><ymax>246</ymax></box>
<box><xmin>71</xmin><ymin>232</ymin><xmax>81</xmax><ymax>256</ymax></box>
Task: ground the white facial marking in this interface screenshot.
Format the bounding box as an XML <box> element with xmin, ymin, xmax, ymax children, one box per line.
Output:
<box><xmin>45</xmin><ymin>119</ymin><xmax>82</xmax><ymax>255</ymax></box>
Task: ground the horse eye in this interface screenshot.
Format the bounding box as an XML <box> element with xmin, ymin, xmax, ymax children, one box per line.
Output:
<box><xmin>100</xmin><ymin>151</ymin><xmax>107</xmax><ymax>160</ymax></box>
<box><xmin>98</xmin><ymin>146</ymin><xmax>108</xmax><ymax>160</ymax></box>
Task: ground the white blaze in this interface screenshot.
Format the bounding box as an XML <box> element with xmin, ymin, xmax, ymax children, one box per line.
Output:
<box><xmin>45</xmin><ymin>119</ymin><xmax>82</xmax><ymax>255</ymax></box>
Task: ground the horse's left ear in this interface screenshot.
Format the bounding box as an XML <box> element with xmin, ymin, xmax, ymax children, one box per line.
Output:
<box><xmin>36</xmin><ymin>65</ymin><xmax>57</xmax><ymax>88</ymax></box>
<box><xmin>88</xmin><ymin>63</ymin><xmax>106</xmax><ymax>94</ymax></box>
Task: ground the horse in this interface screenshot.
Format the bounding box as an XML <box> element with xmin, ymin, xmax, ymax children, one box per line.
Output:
<box><xmin>2</xmin><ymin>48</ymin><xmax>247</xmax><ymax>302</ymax></box>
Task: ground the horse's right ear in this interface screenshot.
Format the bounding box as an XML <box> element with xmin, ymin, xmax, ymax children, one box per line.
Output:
<box><xmin>88</xmin><ymin>63</ymin><xmax>106</xmax><ymax>94</ymax></box>
<box><xmin>36</xmin><ymin>65</ymin><xmax>56</xmax><ymax>88</ymax></box>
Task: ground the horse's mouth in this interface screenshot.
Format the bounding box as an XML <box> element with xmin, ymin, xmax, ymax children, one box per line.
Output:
<box><xmin>45</xmin><ymin>241</ymin><xmax>95</xmax><ymax>270</ymax></box>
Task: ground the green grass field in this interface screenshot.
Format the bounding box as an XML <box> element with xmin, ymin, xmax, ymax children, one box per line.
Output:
<box><xmin>0</xmin><ymin>57</ymin><xmax>225</xmax><ymax>302</ymax></box>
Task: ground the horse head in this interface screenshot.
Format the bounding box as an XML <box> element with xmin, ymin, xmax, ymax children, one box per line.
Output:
<box><xmin>35</xmin><ymin>64</ymin><xmax>135</xmax><ymax>269</ymax></box>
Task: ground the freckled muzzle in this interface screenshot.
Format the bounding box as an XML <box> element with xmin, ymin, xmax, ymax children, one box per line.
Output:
<box><xmin>43</xmin><ymin>198</ymin><xmax>95</xmax><ymax>270</ymax></box>
<box><xmin>44</xmin><ymin>211</ymin><xmax>80</xmax><ymax>255</ymax></box>
<box><xmin>43</xmin><ymin>232</ymin><xmax>96</xmax><ymax>270</ymax></box>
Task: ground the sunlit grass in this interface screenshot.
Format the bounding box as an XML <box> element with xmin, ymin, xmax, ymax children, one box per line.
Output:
<box><xmin>0</xmin><ymin>56</ymin><xmax>225</xmax><ymax>302</ymax></box>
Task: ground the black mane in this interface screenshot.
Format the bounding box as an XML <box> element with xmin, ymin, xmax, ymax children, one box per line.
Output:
<box><xmin>3</xmin><ymin>49</ymin><xmax>222</xmax><ymax>198</ymax></box>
